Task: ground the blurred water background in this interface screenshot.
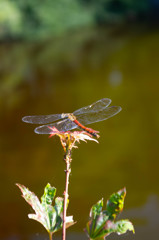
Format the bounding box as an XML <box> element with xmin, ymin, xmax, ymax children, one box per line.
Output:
<box><xmin>0</xmin><ymin>0</ymin><xmax>159</xmax><ymax>239</ymax></box>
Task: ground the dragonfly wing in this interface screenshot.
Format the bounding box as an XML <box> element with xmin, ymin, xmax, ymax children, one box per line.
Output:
<box><xmin>76</xmin><ymin>106</ymin><xmax>122</xmax><ymax>125</ymax></box>
<box><xmin>73</xmin><ymin>98</ymin><xmax>111</xmax><ymax>116</ymax></box>
<box><xmin>34</xmin><ymin>118</ymin><xmax>77</xmax><ymax>134</ymax></box>
<box><xmin>22</xmin><ymin>114</ymin><xmax>63</xmax><ymax>124</ymax></box>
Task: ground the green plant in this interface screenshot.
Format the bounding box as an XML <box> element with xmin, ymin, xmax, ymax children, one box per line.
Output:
<box><xmin>16</xmin><ymin>183</ymin><xmax>74</xmax><ymax>240</ymax></box>
<box><xmin>85</xmin><ymin>188</ymin><xmax>134</xmax><ymax>240</ymax></box>
<box><xmin>17</xmin><ymin>127</ymin><xmax>98</xmax><ymax>240</ymax></box>
<box><xmin>17</xmin><ymin>99</ymin><xmax>134</xmax><ymax>240</ymax></box>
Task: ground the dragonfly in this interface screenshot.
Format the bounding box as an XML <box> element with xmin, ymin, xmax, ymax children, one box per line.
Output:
<box><xmin>22</xmin><ymin>98</ymin><xmax>122</xmax><ymax>137</ymax></box>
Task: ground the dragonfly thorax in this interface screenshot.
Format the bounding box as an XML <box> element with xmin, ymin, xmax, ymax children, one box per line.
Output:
<box><xmin>60</xmin><ymin>113</ymin><xmax>76</xmax><ymax>121</ymax></box>
<box><xmin>67</xmin><ymin>113</ymin><xmax>76</xmax><ymax>121</ymax></box>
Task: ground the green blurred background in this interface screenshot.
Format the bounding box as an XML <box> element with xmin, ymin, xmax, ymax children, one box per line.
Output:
<box><xmin>0</xmin><ymin>0</ymin><xmax>159</xmax><ymax>239</ymax></box>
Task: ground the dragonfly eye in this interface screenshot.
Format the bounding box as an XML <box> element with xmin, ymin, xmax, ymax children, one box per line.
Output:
<box><xmin>61</xmin><ymin>113</ymin><xmax>68</xmax><ymax>118</ymax></box>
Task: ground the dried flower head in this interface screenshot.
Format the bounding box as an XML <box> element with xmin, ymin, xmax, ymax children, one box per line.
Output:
<box><xmin>49</xmin><ymin>127</ymin><xmax>99</xmax><ymax>152</ymax></box>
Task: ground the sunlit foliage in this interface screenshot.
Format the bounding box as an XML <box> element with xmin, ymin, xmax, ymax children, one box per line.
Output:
<box><xmin>0</xmin><ymin>0</ymin><xmax>158</xmax><ymax>41</ymax></box>
<box><xmin>0</xmin><ymin>0</ymin><xmax>94</xmax><ymax>40</ymax></box>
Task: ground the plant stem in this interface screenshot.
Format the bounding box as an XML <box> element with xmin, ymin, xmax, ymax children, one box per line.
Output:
<box><xmin>49</xmin><ymin>232</ymin><xmax>53</xmax><ymax>240</ymax></box>
<box><xmin>62</xmin><ymin>150</ymin><xmax>71</xmax><ymax>240</ymax></box>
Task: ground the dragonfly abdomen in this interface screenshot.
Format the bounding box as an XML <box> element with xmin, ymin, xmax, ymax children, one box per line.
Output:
<box><xmin>73</xmin><ymin>119</ymin><xmax>99</xmax><ymax>138</ymax></box>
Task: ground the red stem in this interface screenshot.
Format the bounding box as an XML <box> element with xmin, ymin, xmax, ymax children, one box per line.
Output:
<box><xmin>62</xmin><ymin>152</ymin><xmax>71</xmax><ymax>240</ymax></box>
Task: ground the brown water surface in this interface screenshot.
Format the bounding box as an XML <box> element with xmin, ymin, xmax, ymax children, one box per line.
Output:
<box><xmin>0</xmin><ymin>27</ymin><xmax>159</xmax><ymax>240</ymax></box>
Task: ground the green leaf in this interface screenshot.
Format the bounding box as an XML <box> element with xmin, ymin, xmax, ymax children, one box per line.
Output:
<box><xmin>88</xmin><ymin>199</ymin><xmax>104</xmax><ymax>235</ymax></box>
<box><xmin>85</xmin><ymin>188</ymin><xmax>134</xmax><ymax>240</ymax></box>
<box><xmin>92</xmin><ymin>214</ymin><xmax>109</xmax><ymax>238</ymax></box>
<box><xmin>114</xmin><ymin>219</ymin><xmax>135</xmax><ymax>235</ymax></box>
<box><xmin>54</xmin><ymin>197</ymin><xmax>64</xmax><ymax>216</ymax></box>
<box><xmin>16</xmin><ymin>183</ymin><xmax>75</xmax><ymax>235</ymax></box>
<box><xmin>66</xmin><ymin>215</ymin><xmax>76</xmax><ymax>229</ymax></box>
<box><xmin>90</xmin><ymin>199</ymin><xmax>103</xmax><ymax>219</ymax></box>
<box><xmin>106</xmin><ymin>188</ymin><xmax>126</xmax><ymax>220</ymax></box>
<box><xmin>16</xmin><ymin>183</ymin><xmax>50</xmax><ymax>230</ymax></box>
<box><xmin>85</xmin><ymin>202</ymin><xmax>109</xmax><ymax>239</ymax></box>
<box><xmin>41</xmin><ymin>183</ymin><xmax>57</xmax><ymax>230</ymax></box>
<box><xmin>91</xmin><ymin>220</ymin><xmax>115</xmax><ymax>239</ymax></box>
<box><xmin>41</xmin><ymin>183</ymin><xmax>56</xmax><ymax>206</ymax></box>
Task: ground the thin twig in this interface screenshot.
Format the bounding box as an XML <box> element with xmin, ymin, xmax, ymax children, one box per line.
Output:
<box><xmin>62</xmin><ymin>150</ymin><xmax>71</xmax><ymax>240</ymax></box>
<box><xmin>49</xmin><ymin>232</ymin><xmax>53</xmax><ymax>240</ymax></box>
